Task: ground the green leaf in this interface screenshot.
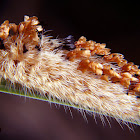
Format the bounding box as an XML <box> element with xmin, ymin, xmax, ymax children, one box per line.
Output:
<box><xmin>0</xmin><ymin>78</ymin><xmax>140</xmax><ymax>127</ymax></box>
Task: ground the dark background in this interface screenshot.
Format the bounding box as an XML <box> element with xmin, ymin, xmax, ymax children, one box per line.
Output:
<box><xmin>0</xmin><ymin>0</ymin><xmax>140</xmax><ymax>140</ymax></box>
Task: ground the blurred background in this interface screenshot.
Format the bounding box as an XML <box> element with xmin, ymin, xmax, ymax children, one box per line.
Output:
<box><xmin>0</xmin><ymin>0</ymin><xmax>140</xmax><ymax>140</ymax></box>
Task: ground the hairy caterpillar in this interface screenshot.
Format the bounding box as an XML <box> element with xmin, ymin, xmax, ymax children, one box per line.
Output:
<box><xmin>0</xmin><ymin>16</ymin><xmax>140</xmax><ymax>126</ymax></box>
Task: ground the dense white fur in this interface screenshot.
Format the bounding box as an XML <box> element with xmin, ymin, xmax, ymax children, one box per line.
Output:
<box><xmin>0</xmin><ymin>35</ymin><xmax>140</xmax><ymax>126</ymax></box>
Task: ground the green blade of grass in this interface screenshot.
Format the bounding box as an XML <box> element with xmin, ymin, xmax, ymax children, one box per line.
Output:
<box><xmin>0</xmin><ymin>78</ymin><xmax>140</xmax><ymax>126</ymax></box>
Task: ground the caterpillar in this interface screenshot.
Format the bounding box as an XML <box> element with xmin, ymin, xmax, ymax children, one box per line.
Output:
<box><xmin>0</xmin><ymin>15</ymin><xmax>140</xmax><ymax>126</ymax></box>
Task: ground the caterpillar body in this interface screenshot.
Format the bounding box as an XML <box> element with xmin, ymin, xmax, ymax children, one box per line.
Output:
<box><xmin>0</xmin><ymin>16</ymin><xmax>140</xmax><ymax>126</ymax></box>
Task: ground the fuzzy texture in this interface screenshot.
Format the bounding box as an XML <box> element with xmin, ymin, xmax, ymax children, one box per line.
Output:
<box><xmin>0</xmin><ymin>16</ymin><xmax>140</xmax><ymax>126</ymax></box>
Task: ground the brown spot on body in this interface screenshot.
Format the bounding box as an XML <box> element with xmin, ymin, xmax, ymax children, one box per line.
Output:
<box><xmin>67</xmin><ymin>36</ymin><xmax>140</xmax><ymax>97</ymax></box>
